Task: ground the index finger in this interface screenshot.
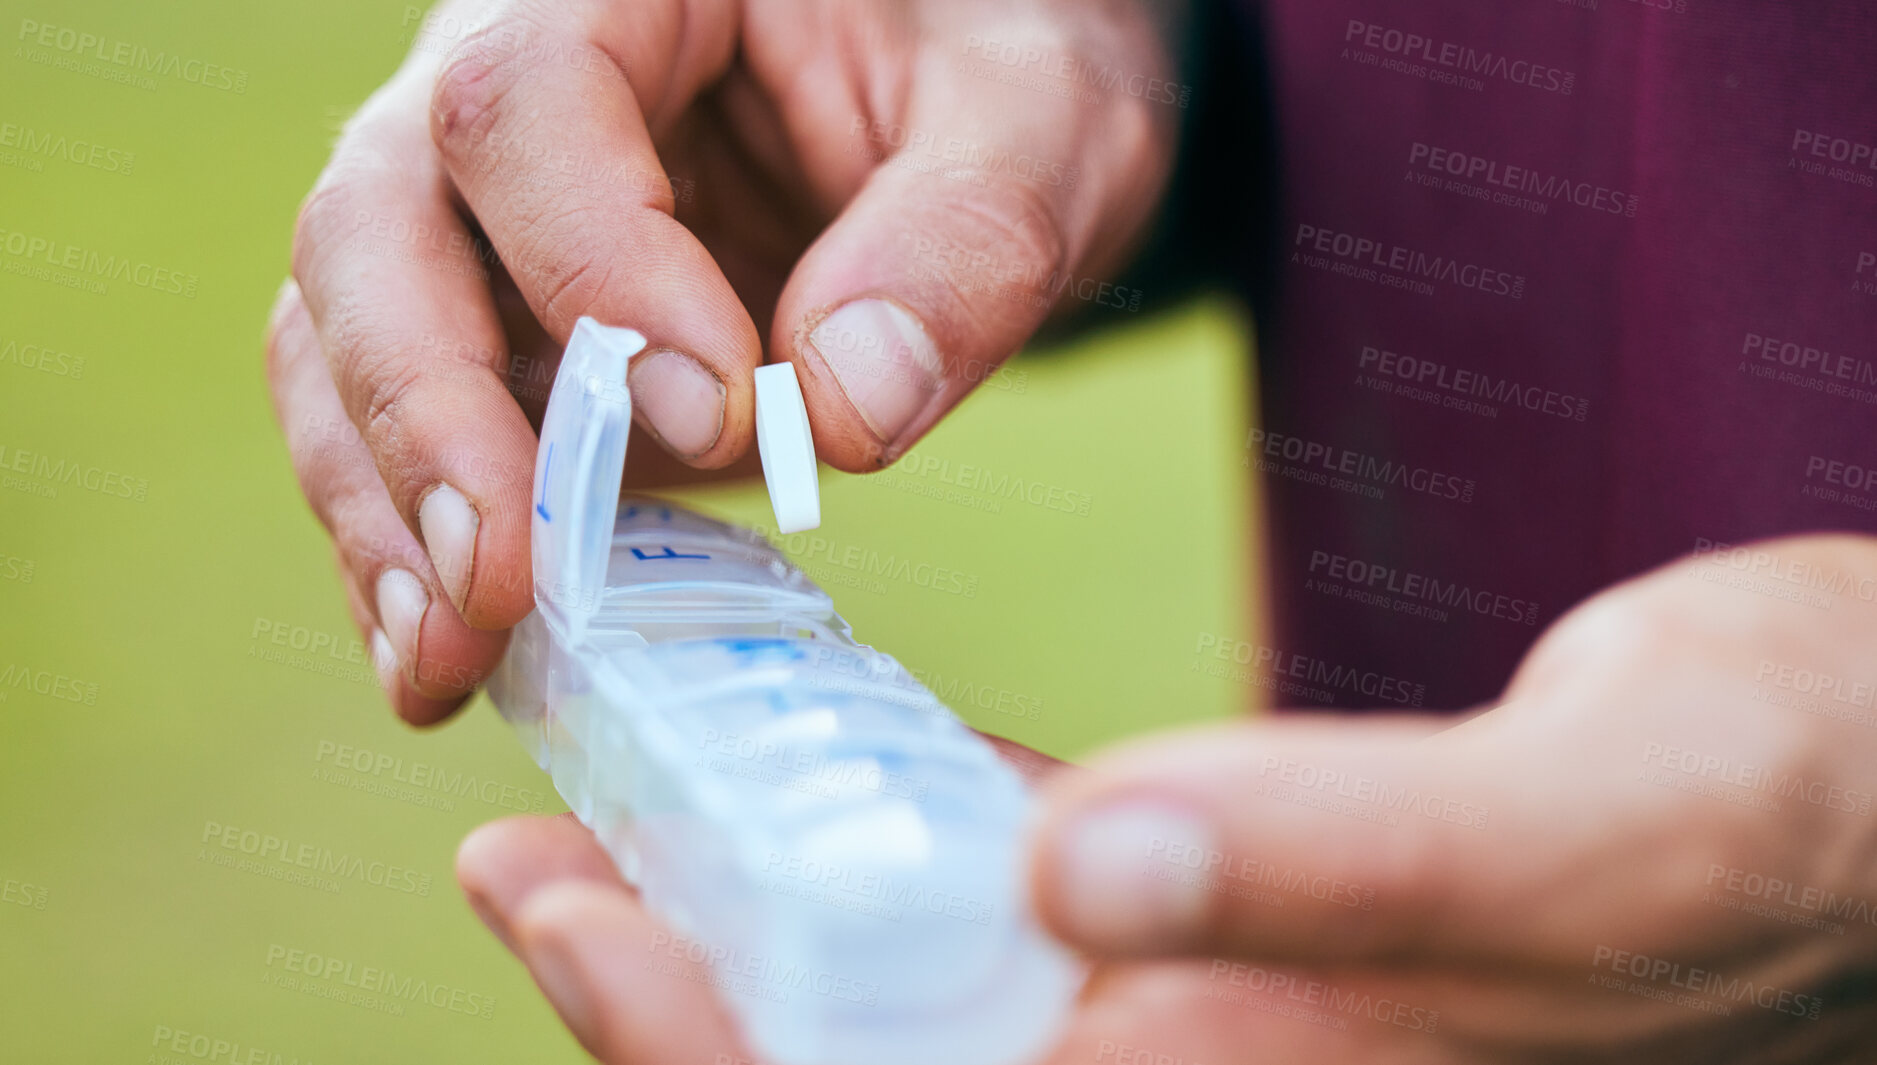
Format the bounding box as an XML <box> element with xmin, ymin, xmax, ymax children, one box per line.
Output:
<box><xmin>291</xmin><ymin>59</ymin><xmax>537</xmax><ymax>629</ymax></box>
<box><xmin>429</xmin><ymin>0</ymin><xmax>761</xmax><ymax>469</ymax></box>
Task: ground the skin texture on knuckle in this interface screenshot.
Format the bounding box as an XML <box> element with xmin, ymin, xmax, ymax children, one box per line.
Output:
<box><xmin>290</xmin><ymin>110</ymin><xmax>440</xmax><ymax>286</ymax></box>
<box><xmin>517</xmin><ymin>240</ymin><xmax>617</xmax><ymax>335</ymax></box>
<box><xmin>337</xmin><ymin>327</ymin><xmax>430</xmax><ymax>469</ymax></box>
<box><xmin>289</xmin><ymin>178</ymin><xmax>365</xmax><ymax>289</ymax></box>
<box><xmin>910</xmin><ymin>178</ymin><xmax>1069</xmax><ymax>338</ymax></box>
<box><xmin>428</xmin><ymin>10</ymin><xmax>542</xmax><ymax>164</ymax></box>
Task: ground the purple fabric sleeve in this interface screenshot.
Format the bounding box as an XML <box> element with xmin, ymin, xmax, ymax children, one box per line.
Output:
<box><xmin>1231</xmin><ymin>0</ymin><xmax>1877</xmax><ymax>709</ymax></box>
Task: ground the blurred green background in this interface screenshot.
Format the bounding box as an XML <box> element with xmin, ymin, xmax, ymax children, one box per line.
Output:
<box><xmin>0</xmin><ymin>0</ymin><xmax>1253</xmax><ymax>1060</ymax></box>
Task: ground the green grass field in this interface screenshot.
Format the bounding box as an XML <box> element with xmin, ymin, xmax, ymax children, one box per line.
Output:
<box><xmin>0</xmin><ymin>1</ymin><xmax>1254</xmax><ymax>1059</ymax></box>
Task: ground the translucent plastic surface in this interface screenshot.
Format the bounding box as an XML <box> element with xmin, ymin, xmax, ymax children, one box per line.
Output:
<box><xmin>490</xmin><ymin>503</ymin><xmax>1081</xmax><ymax>1065</ymax></box>
<box><xmin>487</xmin><ymin>321</ymin><xmax>1080</xmax><ymax>1065</ymax></box>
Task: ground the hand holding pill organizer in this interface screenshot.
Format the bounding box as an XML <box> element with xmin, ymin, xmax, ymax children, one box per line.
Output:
<box><xmin>487</xmin><ymin>319</ymin><xmax>1081</xmax><ymax>1065</ymax></box>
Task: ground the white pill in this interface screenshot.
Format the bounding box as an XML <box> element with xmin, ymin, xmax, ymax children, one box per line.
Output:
<box><xmin>754</xmin><ymin>362</ymin><xmax>821</xmax><ymax>533</ymax></box>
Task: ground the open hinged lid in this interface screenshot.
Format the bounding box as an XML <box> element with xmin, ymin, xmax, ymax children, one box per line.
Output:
<box><xmin>532</xmin><ymin>317</ymin><xmax>642</xmax><ymax>630</ymax></box>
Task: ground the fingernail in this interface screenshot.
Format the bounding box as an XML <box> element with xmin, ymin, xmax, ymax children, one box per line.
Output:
<box><xmin>370</xmin><ymin>627</ymin><xmax>398</xmax><ymax>688</ymax></box>
<box><xmin>1049</xmin><ymin>799</ymin><xmax>1215</xmax><ymax>952</ymax></box>
<box><xmin>808</xmin><ymin>298</ymin><xmax>944</xmax><ymax>445</ymax></box>
<box><xmin>418</xmin><ymin>484</ymin><xmax>479</xmax><ymax>614</ymax></box>
<box><xmin>374</xmin><ymin>567</ymin><xmax>429</xmax><ymax>672</ymax></box>
<box><xmin>522</xmin><ymin>920</ymin><xmax>598</xmax><ymax>1049</ymax></box>
<box><xmin>627</xmin><ymin>348</ymin><xmax>726</xmax><ymax>459</ymax></box>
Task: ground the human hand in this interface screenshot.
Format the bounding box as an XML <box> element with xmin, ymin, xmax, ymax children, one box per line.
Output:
<box><xmin>456</xmin><ymin>538</ymin><xmax>1877</xmax><ymax>1063</ymax></box>
<box><xmin>1026</xmin><ymin>534</ymin><xmax>1877</xmax><ymax>1062</ymax></box>
<box><xmin>452</xmin><ymin>732</ymin><xmax>1072</xmax><ymax>1062</ymax></box>
<box><xmin>265</xmin><ymin>0</ymin><xmax>1182</xmax><ymax>723</ymax></box>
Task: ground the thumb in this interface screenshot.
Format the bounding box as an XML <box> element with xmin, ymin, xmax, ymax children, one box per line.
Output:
<box><xmin>1027</xmin><ymin>713</ymin><xmax>1565</xmax><ymax>968</ymax></box>
<box><xmin>772</xmin><ymin>59</ymin><xmax>1172</xmax><ymax>470</ymax></box>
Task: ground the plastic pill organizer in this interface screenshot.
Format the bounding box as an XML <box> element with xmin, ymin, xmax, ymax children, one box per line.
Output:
<box><xmin>487</xmin><ymin>318</ymin><xmax>1080</xmax><ymax>1065</ymax></box>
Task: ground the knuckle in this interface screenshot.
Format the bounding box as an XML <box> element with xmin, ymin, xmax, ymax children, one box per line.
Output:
<box><xmin>525</xmin><ymin>240</ymin><xmax>613</xmax><ymax>328</ymax></box>
<box><xmin>357</xmin><ymin>348</ymin><xmax>428</xmax><ymax>449</ymax></box>
<box><xmin>429</xmin><ymin>13</ymin><xmax>536</xmax><ymax>164</ymax></box>
<box><xmin>319</xmin><ymin>298</ymin><xmax>430</xmax><ymax>472</ymax></box>
<box><xmin>290</xmin><ymin>126</ymin><xmax>434</xmax><ymax>288</ymax></box>
<box><xmin>902</xmin><ymin>180</ymin><xmax>1068</xmax><ymax>342</ymax></box>
<box><xmin>291</xmin><ymin>177</ymin><xmax>360</xmax><ymax>285</ymax></box>
<box><xmin>945</xmin><ymin>179</ymin><xmax>1068</xmax><ymax>280</ymax></box>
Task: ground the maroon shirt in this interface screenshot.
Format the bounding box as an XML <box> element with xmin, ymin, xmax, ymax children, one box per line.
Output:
<box><xmin>1231</xmin><ymin>0</ymin><xmax>1877</xmax><ymax>709</ymax></box>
